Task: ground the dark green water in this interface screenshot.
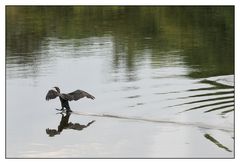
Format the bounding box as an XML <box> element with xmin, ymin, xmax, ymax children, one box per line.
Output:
<box><xmin>6</xmin><ymin>6</ymin><xmax>234</xmax><ymax>158</ymax></box>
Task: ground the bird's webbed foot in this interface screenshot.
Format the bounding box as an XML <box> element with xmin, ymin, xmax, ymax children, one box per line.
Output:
<box><xmin>55</xmin><ymin>108</ymin><xmax>64</xmax><ymax>111</ymax></box>
<box><xmin>66</xmin><ymin>108</ymin><xmax>73</xmax><ymax>113</ymax></box>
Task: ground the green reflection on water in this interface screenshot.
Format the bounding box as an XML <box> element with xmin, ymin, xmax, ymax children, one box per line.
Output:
<box><xmin>6</xmin><ymin>6</ymin><xmax>234</xmax><ymax>78</ymax></box>
<box><xmin>204</xmin><ymin>133</ymin><xmax>232</xmax><ymax>152</ymax></box>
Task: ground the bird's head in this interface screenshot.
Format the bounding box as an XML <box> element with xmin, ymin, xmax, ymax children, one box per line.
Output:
<box><xmin>53</xmin><ymin>86</ymin><xmax>60</xmax><ymax>93</ymax></box>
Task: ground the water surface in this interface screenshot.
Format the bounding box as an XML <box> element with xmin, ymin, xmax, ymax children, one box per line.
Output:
<box><xmin>6</xmin><ymin>6</ymin><xmax>234</xmax><ymax>158</ymax></box>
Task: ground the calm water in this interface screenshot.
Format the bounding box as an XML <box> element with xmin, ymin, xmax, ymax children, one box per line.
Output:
<box><xmin>6</xmin><ymin>6</ymin><xmax>234</xmax><ymax>158</ymax></box>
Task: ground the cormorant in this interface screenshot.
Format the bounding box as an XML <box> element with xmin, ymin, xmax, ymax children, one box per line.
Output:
<box><xmin>46</xmin><ymin>87</ymin><xmax>95</xmax><ymax>112</ymax></box>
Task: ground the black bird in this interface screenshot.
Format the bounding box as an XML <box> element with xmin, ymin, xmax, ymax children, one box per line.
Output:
<box><xmin>46</xmin><ymin>87</ymin><xmax>95</xmax><ymax>112</ymax></box>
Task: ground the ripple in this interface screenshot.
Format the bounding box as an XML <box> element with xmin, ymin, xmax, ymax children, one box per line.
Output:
<box><xmin>126</xmin><ymin>95</ymin><xmax>141</xmax><ymax>99</ymax></box>
<box><xmin>121</xmin><ymin>86</ymin><xmax>140</xmax><ymax>91</ymax></box>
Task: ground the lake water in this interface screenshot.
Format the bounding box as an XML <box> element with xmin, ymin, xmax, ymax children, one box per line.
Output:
<box><xmin>6</xmin><ymin>6</ymin><xmax>234</xmax><ymax>158</ymax></box>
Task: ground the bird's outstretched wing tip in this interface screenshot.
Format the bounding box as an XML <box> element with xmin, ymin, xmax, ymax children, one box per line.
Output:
<box><xmin>88</xmin><ymin>95</ymin><xmax>95</xmax><ymax>100</ymax></box>
<box><xmin>45</xmin><ymin>89</ymin><xmax>59</xmax><ymax>100</ymax></box>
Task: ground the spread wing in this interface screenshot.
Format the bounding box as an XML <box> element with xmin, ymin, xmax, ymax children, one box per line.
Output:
<box><xmin>45</xmin><ymin>89</ymin><xmax>60</xmax><ymax>100</ymax></box>
<box><xmin>67</xmin><ymin>90</ymin><xmax>95</xmax><ymax>101</ymax></box>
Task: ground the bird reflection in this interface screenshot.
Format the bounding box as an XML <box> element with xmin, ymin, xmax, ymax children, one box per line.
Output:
<box><xmin>46</xmin><ymin>112</ymin><xmax>95</xmax><ymax>137</ymax></box>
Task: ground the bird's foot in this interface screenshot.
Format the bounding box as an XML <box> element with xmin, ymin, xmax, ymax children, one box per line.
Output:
<box><xmin>66</xmin><ymin>109</ymin><xmax>73</xmax><ymax>113</ymax></box>
<box><xmin>55</xmin><ymin>108</ymin><xmax>64</xmax><ymax>111</ymax></box>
